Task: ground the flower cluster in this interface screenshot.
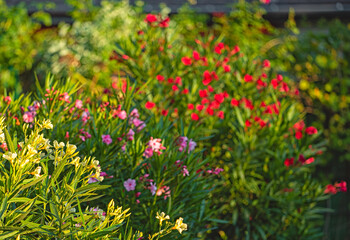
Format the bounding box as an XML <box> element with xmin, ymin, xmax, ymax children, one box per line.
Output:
<box><xmin>143</xmin><ymin>137</ymin><xmax>166</xmax><ymax>158</ymax></box>
<box><xmin>324</xmin><ymin>181</ymin><xmax>347</xmax><ymax>194</ymax></box>
<box><xmin>176</xmin><ymin>136</ymin><xmax>196</xmax><ymax>153</ymax></box>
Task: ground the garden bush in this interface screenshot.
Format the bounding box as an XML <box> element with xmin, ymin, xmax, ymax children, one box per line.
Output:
<box><xmin>0</xmin><ymin>0</ymin><xmax>348</xmax><ymax>239</ymax></box>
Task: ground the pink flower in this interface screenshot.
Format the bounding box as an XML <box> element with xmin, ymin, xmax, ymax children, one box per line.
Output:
<box><xmin>149</xmin><ymin>182</ymin><xmax>157</xmax><ymax>195</ymax></box>
<box><xmin>143</xmin><ymin>147</ymin><xmax>153</xmax><ymax>158</ymax></box>
<box><xmin>127</xmin><ymin>129</ymin><xmax>135</xmax><ymax>141</ymax></box>
<box><xmin>60</xmin><ymin>92</ymin><xmax>71</xmax><ymax>103</ymax></box>
<box><xmin>213</xmin><ymin>168</ymin><xmax>224</xmax><ymax>175</ymax></box>
<box><xmin>3</xmin><ymin>96</ymin><xmax>11</xmax><ymax>104</ymax></box>
<box><xmin>75</xmin><ymin>100</ymin><xmax>83</xmax><ymax>109</ymax></box>
<box><xmin>81</xmin><ymin>110</ymin><xmax>90</xmax><ymax>123</ymax></box>
<box><xmin>121</xmin><ymin>143</ymin><xmax>126</xmax><ymax>152</ymax></box>
<box><xmin>157</xmin><ymin>186</ymin><xmax>171</xmax><ymax>200</ymax></box>
<box><xmin>102</xmin><ymin>135</ymin><xmax>112</xmax><ymax>145</ymax></box>
<box><xmin>132</xmin><ymin>118</ymin><xmax>146</xmax><ymax>132</ymax></box>
<box><xmin>23</xmin><ymin>112</ymin><xmax>34</xmax><ymax>123</ymax></box>
<box><xmin>148</xmin><ymin>137</ymin><xmax>166</xmax><ymax>155</ymax></box>
<box><xmin>188</xmin><ymin>139</ymin><xmax>196</xmax><ymax>153</ymax></box>
<box><xmin>182</xmin><ymin>166</ymin><xmax>189</xmax><ymax>176</ymax></box>
<box><xmin>118</xmin><ymin>110</ymin><xmax>127</xmax><ymax>120</ymax></box>
<box><xmin>177</xmin><ymin>136</ymin><xmax>188</xmax><ymax>152</ymax></box>
<box><xmin>124</xmin><ymin>178</ymin><xmax>136</xmax><ymax>192</ymax></box>
<box><xmin>130</xmin><ymin>108</ymin><xmax>140</xmax><ymax>118</ymax></box>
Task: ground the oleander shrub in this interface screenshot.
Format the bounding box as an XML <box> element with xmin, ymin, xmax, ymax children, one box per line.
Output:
<box><xmin>111</xmin><ymin>16</ymin><xmax>346</xmax><ymax>238</ymax></box>
<box><xmin>0</xmin><ymin>0</ymin><xmax>349</xmax><ymax>239</ymax></box>
<box><xmin>0</xmin><ymin>75</ymin><xmax>219</xmax><ymax>238</ymax></box>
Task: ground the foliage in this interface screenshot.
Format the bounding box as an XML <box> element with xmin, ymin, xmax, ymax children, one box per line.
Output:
<box><xmin>0</xmin><ymin>0</ymin><xmax>51</xmax><ymax>94</ymax></box>
<box><xmin>0</xmin><ymin>0</ymin><xmax>349</xmax><ymax>239</ymax></box>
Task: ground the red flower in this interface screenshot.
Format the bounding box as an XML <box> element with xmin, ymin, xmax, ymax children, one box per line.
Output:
<box><xmin>145</xmin><ymin>101</ymin><xmax>155</xmax><ymax>109</ymax></box>
<box><xmin>214</xmin><ymin>93</ymin><xmax>225</xmax><ymax>104</ymax></box>
<box><xmin>172</xmin><ymin>85</ymin><xmax>179</xmax><ymax>91</ymax></box>
<box><xmin>206</xmin><ymin>107</ymin><xmax>214</xmax><ymax>116</ymax></box>
<box><xmin>157</xmin><ymin>75</ymin><xmax>165</xmax><ymax>82</ymax></box>
<box><xmin>324</xmin><ymin>184</ymin><xmax>337</xmax><ymax>194</ymax></box>
<box><xmin>210</xmin><ymin>100</ymin><xmax>220</xmax><ymax>109</ymax></box>
<box><xmin>215</xmin><ymin>42</ymin><xmax>225</xmax><ymax>54</ymax></box>
<box><xmin>284</xmin><ymin>158</ymin><xmax>294</xmax><ymax>167</ymax></box>
<box><xmin>304</xmin><ymin>157</ymin><xmax>314</xmax><ymax>165</ymax></box>
<box><xmin>337</xmin><ymin>181</ymin><xmax>347</xmax><ymax>192</ymax></box>
<box><xmin>277</xmin><ymin>74</ymin><xmax>283</xmax><ymax>82</ymax></box>
<box><xmin>271</xmin><ymin>79</ymin><xmax>278</xmax><ymax>89</ymax></box>
<box><xmin>191</xmin><ymin>113</ymin><xmax>199</xmax><ymax>121</ymax></box>
<box><xmin>211</xmin><ymin>71</ymin><xmax>218</xmax><ymax>80</ymax></box>
<box><xmin>159</xmin><ymin>17</ymin><xmax>170</xmax><ymax>28</ymax></box>
<box><xmin>298</xmin><ymin>154</ymin><xmax>306</xmax><ymax>164</ymax></box>
<box><xmin>260</xmin><ymin>0</ymin><xmax>271</xmax><ymax>4</ymax></box>
<box><xmin>193</xmin><ymin>51</ymin><xmax>200</xmax><ymax>60</ymax></box>
<box><xmin>244</xmin><ymin>74</ymin><xmax>253</xmax><ymax>82</ymax></box>
<box><xmin>187</xmin><ymin>103</ymin><xmax>194</xmax><ymax>110</ymax></box>
<box><xmin>218</xmin><ymin>111</ymin><xmax>224</xmax><ymax>119</ymax></box>
<box><xmin>145</xmin><ymin>14</ymin><xmax>157</xmax><ymax>23</ymax></box>
<box><xmin>201</xmin><ymin>98</ymin><xmax>209</xmax><ymax>105</ymax></box>
<box><xmin>231</xmin><ymin>45</ymin><xmax>240</xmax><ymax>55</ymax></box>
<box><xmin>243</xmin><ymin>98</ymin><xmax>254</xmax><ymax>110</ymax></box>
<box><xmin>182</xmin><ymin>88</ymin><xmax>189</xmax><ymax>94</ymax></box>
<box><xmin>161</xmin><ymin>109</ymin><xmax>168</xmax><ymax>116</ymax></box>
<box><xmin>280</xmin><ymin>82</ymin><xmax>290</xmax><ymax>92</ymax></box>
<box><xmin>181</xmin><ymin>57</ymin><xmax>192</xmax><ymax>66</ymax></box>
<box><xmin>202</xmin><ymin>70</ymin><xmax>212</xmax><ymax>85</ymax></box>
<box><xmin>293</xmin><ymin>120</ymin><xmax>305</xmax><ymax>131</ymax></box>
<box><xmin>306</xmin><ymin>126</ymin><xmax>317</xmax><ymax>135</ymax></box>
<box><xmin>207</xmin><ymin>85</ymin><xmax>214</xmax><ymax>92</ymax></box>
<box><xmin>175</xmin><ymin>76</ymin><xmax>182</xmax><ymax>85</ymax></box>
<box><xmin>259</xmin><ymin>119</ymin><xmax>267</xmax><ymax>128</ymax></box>
<box><xmin>196</xmin><ymin>105</ymin><xmax>204</xmax><ymax>111</ymax></box>
<box><xmin>263</xmin><ymin>59</ymin><xmax>271</xmax><ymax>68</ymax></box>
<box><xmin>199</xmin><ymin>89</ymin><xmax>208</xmax><ymax>98</ymax></box>
<box><xmin>295</xmin><ymin>131</ymin><xmax>303</xmax><ymax>140</ymax></box>
<box><xmin>257</xmin><ymin>79</ymin><xmax>267</xmax><ymax>88</ymax></box>
<box><xmin>245</xmin><ymin>120</ymin><xmax>252</xmax><ymax>127</ymax></box>
<box><xmin>223</xmin><ymin>65</ymin><xmax>231</xmax><ymax>72</ymax></box>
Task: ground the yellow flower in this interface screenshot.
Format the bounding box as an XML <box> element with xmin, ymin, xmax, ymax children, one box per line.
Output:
<box><xmin>174</xmin><ymin>217</ymin><xmax>187</xmax><ymax>234</ymax></box>
<box><xmin>53</xmin><ymin>140</ymin><xmax>65</xmax><ymax>149</ymax></box>
<box><xmin>26</xmin><ymin>145</ymin><xmax>38</xmax><ymax>157</ymax></box>
<box><xmin>31</xmin><ymin>166</ymin><xmax>42</xmax><ymax>178</ymax></box>
<box><xmin>3</xmin><ymin>152</ymin><xmax>17</xmax><ymax>164</ymax></box>
<box><xmin>41</xmin><ymin>119</ymin><xmax>53</xmax><ymax>129</ymax></box>
<box><xmin>71</xmin><ymin>157</ymin><xmax>80</xmax><ymax>168</ymax></box>
<box><xmin>156</xmin><ymin>212</ymin><xmax>170</xmax><ymax>226</ymax></box>
<box><xmin>66</xmin><ymin>142</ymin><xmax>77</xmax><ymax>155</ymax></box>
